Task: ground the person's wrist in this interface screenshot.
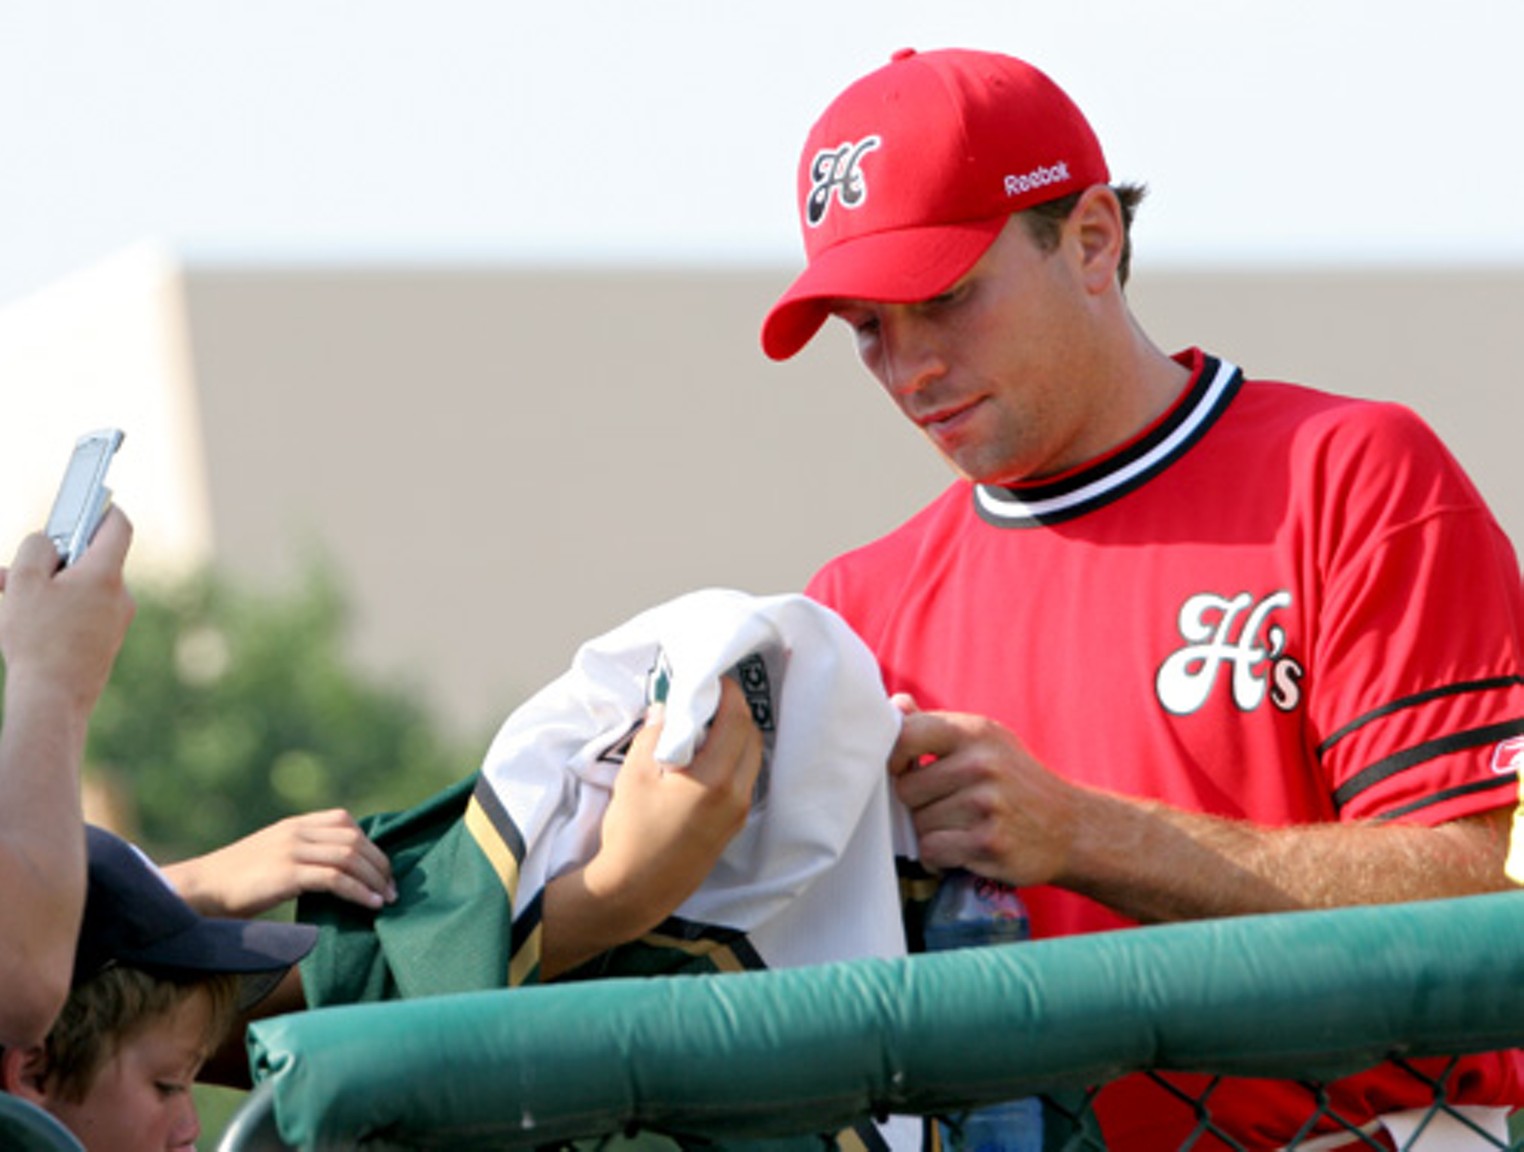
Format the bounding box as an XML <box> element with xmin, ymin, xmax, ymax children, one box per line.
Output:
<box><xmin>580</xmin><ymin>854</ymin><xmax>665</xmax><ymax>941</ymax></box>
<box><xmin>2</xmin><ymin>667</ymin><xmax>99</xmax><ymax>732</ymax></box>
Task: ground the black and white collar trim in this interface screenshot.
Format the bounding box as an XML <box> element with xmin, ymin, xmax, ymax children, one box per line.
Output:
<box><xmin>974</xmin><ymin>354</ymin><xmax>1244</xmax><ymax>528</ymax></box>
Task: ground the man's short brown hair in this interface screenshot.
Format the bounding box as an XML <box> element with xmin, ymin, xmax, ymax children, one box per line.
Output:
<box><xmin>1021</xmin><ymin>182</ymin><xmax>1148</xmax><ymax>287</ymax></box>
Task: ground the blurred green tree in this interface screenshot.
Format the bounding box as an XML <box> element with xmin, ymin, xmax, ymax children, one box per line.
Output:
<box><xmin>81</xmin><ymin>563</ymin><xmax>485</xmax><ymax>862</ymax></box>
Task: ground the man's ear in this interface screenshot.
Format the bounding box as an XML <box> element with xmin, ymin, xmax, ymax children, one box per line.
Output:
<box><xmin>1</xmin><ymin>1043</ymin><xmax>52</xmax><ymax>1105</ymax></box>
<box><xmin>1067</xmin><ymin>184</ymin><xmax>1125</xmax><ymax>295</ymax></box>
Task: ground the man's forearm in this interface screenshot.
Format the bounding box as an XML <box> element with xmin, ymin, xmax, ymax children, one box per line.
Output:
<box><xmin>1059</xmin><ymin>789</ymin><xmax>1513</xmax><ymax>925</ymax></box>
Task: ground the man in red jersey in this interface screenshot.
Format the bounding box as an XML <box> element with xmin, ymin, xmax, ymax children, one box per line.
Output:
<box><xmin>762</xmin><ymin>47</ymin><xmax>1524</xmax><ymax>1149</ymax></box>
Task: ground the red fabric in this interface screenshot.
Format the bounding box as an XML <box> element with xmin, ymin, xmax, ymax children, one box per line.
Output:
<box><xmin>808</xmin><ymin>349</ymin><xmax>1524</xmax><ymax>1146</ymax></box>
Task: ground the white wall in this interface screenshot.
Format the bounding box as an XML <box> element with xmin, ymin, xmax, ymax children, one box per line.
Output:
<box><xmin>0</xmin><ymin>243</ymin><xmax>213</xmax><ymax>576</ymax></box>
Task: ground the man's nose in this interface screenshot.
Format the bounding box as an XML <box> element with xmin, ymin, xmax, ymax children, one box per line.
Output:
<box><xmin>879</xmin><ymin>311</ymin><xmax>946</xmax><ymax>398</ymax></box>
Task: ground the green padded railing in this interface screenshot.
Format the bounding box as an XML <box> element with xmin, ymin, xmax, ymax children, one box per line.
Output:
<box><xmin>0</xmin><ymin>1093</ymin><xmax>86</xmax><ymax>1152</ymax></box>
<box><xmin>221</xmin><ymin>892</ymin><xmax>1524</xmax><ymax>1150</ymax></box>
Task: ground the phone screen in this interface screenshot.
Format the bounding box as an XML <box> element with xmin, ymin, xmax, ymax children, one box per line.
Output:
<box><xmin>50</xmin><ymin>438</ymin><xmax>115</xmax><ymax>531</ymax></box>
<box><xmin>46</xmin><ymin>430</ymin><xmax>124</xmax><ymax>564</ymax></box>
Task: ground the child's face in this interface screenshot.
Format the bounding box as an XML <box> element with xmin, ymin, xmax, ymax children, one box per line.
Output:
<box><xmin>47</xmin><ymin>987</ymin><xmax>213</xmax><ymax>1152</ymax></box>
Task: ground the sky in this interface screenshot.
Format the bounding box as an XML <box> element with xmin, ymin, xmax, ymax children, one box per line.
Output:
<box><xmin>2</xmin><ymin>0</ymin><xmax>1522</xmax><ymax>309</ymax></box>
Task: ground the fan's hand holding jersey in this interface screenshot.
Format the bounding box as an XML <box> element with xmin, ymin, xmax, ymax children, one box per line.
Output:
<box><xmin>807</xmin><ymin>349</ymin><xmax>1524</xmax><ymax>1148</ymax></box>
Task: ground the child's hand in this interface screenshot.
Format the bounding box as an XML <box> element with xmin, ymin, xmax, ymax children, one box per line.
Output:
<box><xmin>539</xmin><ymin>677</ymin><xmax>762</xmax><ymax>978</ymax></box>
<box><xmin>164</xmin><ymin>809</ymin><xmax>396</xmax><ymax>916</ymax></box>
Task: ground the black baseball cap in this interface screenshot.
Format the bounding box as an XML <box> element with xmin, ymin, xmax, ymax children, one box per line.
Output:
<box><xmin>74</xmin><ymin>825</ymin><xmax>318</xmax><ymax>1011</ymax></box>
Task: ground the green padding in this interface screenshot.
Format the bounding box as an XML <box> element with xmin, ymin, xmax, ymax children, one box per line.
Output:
<box><xmin>244</xmin><ymin>892</ymin><xmax>1524</xmax><ymax>1150</ymax></box>
<box><xmin>0</xmin><ymin>1094</ymin><xmax>85</xmax><ymax>1152</ymax></box>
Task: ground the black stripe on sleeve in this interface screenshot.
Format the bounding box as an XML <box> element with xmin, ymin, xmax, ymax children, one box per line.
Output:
<box><xmin>1369</xmin><ymin>773</ymin><xmax>1519</xmax><ymax>823</ymax></box>
<box><xmin>1318</xmin><ymin>677</ymin><xmax>1524</xmax><ymax>757</ymax></box>
<box><xmin>1332</xmin><ymin>718</ymin><xmax>1524</xmax><ymax>811</ymax></box>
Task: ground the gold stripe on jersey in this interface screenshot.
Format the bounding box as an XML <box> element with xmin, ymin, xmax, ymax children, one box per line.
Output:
<box><xmin>835</xmin><ymin>1118</ymin><xmax>893</xmax><ymax>1152</ymax></box>
<box><xmin>463</xmin><ymin>793</ymin><xmax>521</xmax><ymax>900</ymax></box>
<box><xmin>508</xmin><ymin>920</ymin><xmax>541</xmax><ymax>987</ymax></box>
<box><xmin>899</xmin><ymin>857</ymin><xmax>940</xmax><ymax>906</ymax></box>
<box><xmin>640</xmin><ymin>927</ymin><xmax>758</xmax><ymax>974</ymax></box>
<box><xmin>463</xmin><ymin>786</ymin><xmax>540</xmax><ymax>984</ymax></box>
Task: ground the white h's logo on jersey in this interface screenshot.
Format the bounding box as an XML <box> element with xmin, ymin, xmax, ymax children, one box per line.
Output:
<box><xmin>1156</xmin><ymin>591</ymin><xmax>1304</xmax><ymax>716</ymax></box>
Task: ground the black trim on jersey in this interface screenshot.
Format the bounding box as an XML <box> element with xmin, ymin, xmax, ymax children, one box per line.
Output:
<box><xmin>471</xmin><ymin>770</ymin><xmax>527</xmax><ymax>865</ymax></box>
<box><xmin>1370</xmin><ymin>773</ymin><xmax>1518</xmax><ymax>823</ymax></box>
<box><xmin>647</xmin><ymin>915</ymin><xmax>769</xmax><ymax>971</ymax></box>
<box><xmin>1332</xmin><ymin>718</ymin><xmax>1524</xmax><ymax>810</ymax></box>
<box><xmin>512</xmin><ymin>886</ymin><xmax>542</xmax><ymax>935</ymax></box>
<box><xmin>1318</xmin><ymin>676</ymin><xmax>1524</xmax><ymax>756</ymax></box>
<box><xmin>847</xmin><ymin>1116</ymin><xmax>894</xmax><ymax>1152</ymax></box>
<box><xmin>973</xmin><ymin>355</ymin><xmax>1244</xmax><ymax>528</ymax></box>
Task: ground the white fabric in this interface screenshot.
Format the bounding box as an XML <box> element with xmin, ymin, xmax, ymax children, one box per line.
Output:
<box><xmin>1284</xmin><ymin>1106</ymin><xmax>1511</xmax><ymax>1150</ymax></box>
<box><xmin>1380</xmin><ymin>1106</ymin><xmax>1511</xmax><ymax>1150</ymax></box>
<box><xmin>479</xmin><ymin>587</ymin><xmax>913</xmax><ymax>970</ymax></box>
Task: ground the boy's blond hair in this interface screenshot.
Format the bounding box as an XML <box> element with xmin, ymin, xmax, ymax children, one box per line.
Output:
<box><xmin>36</xmin><ymin>966</ymin><xmax>240</xmax><ymax>1103</ymax></box>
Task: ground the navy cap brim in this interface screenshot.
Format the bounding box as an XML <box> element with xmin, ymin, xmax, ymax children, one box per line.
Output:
<box><xmin>76</xmin><ymin>826</ymin><xmax>318</xmax><ymax>1009</ymax></box>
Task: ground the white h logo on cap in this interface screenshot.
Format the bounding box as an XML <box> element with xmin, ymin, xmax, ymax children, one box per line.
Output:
<box><xmin>805</xmin><ymin>136</ymin><xmax>881</xmax><ymax>227</ymax></box>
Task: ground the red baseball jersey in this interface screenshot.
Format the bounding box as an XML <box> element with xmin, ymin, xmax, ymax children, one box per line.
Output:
<box><xmin>807</xmin><ymin>348</ymin><xmax>1524</xmax><ymax>1148</ymax></box>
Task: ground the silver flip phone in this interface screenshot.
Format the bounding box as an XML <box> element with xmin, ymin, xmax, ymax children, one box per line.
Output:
<box><xmin>44</xmin><ymin>428</ymin><xmax>125</xmax><ymax>567</ymax></box>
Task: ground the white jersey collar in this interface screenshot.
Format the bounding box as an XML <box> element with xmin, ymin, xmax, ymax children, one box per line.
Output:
<box><xmin>974</xmin><ymin>352</ymin><xmax>1243</xmax><ymax>528</ymax></box>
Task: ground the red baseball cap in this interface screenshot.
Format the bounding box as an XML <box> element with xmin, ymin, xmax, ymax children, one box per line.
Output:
<box><xmin>761</xmin><ymin>48</ymin><xmax>1109</xmax><ymax>361</ymax></box>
